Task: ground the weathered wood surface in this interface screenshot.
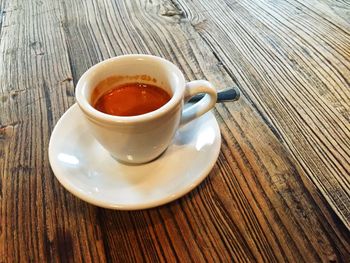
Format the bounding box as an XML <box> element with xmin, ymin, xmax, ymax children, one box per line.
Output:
<box><xmin>0</xmin><ymin>0</ymin><xmax>349</xmax><ymax>262</ymax></box>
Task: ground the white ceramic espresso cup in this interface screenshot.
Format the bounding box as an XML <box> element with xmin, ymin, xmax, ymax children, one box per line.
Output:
<box><xmin>75</xmin><ymin>54</ymin><xmax>217</xmax><ymax>164</ymax></box>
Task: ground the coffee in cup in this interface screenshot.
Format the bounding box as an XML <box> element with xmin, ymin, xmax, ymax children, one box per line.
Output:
<box><xmin>93</xmin><ymin>81</ymin><xmax>171</xmax><ymax>117</ymax></box>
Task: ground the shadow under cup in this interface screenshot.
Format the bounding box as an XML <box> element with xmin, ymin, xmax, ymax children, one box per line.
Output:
<box><xmin>75</xmin><ymin>55</ymin><xmax>187</xmax><ymax>164</ymax></box>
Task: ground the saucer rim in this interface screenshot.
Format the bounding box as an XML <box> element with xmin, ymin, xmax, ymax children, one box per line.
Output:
<box><xmin>48</xmin><ymin>104</ymin><xmax>221</xmax><ymax>210</ymax></box>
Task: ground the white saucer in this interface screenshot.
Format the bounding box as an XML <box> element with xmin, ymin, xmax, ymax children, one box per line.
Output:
<box><xmin>48</xmin><ymin>104</ymin><xmax>221</xmax><ymax>210</ymax></box>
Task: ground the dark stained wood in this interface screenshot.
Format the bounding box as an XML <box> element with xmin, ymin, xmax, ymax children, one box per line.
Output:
<box><xmin>0</xmin><ymin>0</ymin><xmax>349</xmax><ymax>262</ymax></box>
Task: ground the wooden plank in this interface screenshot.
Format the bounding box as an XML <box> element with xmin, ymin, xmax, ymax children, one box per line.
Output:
<box><xmin>0</xmin><ymin>0</ymin><xmax>349</xmax><ymax>261</ymax></box>
<box><xmin>0</xmin><ymin>0</ymin><xmax>106</xmax><ymax>261</ymax></box>
<box><xmin>176</xmin><ymin>0</ymin><xmax>350</xmax><ymax>228</ymax></box>
<box><xmin>60</xmin><ymin>0</ymin><xmax>349</xmax><ymax>261</ymax></box>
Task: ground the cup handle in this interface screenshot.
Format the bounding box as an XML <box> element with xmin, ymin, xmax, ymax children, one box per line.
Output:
<box><xmin>180</xmin><ymin>80</ymin><xmax>217</xmax><ymax>126</ymax></box>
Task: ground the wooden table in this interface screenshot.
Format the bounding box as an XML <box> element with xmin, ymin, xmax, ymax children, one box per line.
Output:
<box><xmin>1</xmin><ymin>0</ymin><xmax>349</xmax><ymax>261</ymax></box>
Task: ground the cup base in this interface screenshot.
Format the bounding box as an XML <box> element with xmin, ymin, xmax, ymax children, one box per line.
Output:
<box><xmin>110</xmin><ymin>148</ymin><xmax>168</xmax><ymax>165</ymax></box>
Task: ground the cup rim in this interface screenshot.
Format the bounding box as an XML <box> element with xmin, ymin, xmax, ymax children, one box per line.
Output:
<box><xmin>75</xmin><ymin>54</ymin><xmax>185</xmax><ymax>124</ymax></box>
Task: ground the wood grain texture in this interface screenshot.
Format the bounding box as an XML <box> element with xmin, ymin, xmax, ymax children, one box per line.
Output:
<box><xmin>1</xmin><ymin>0</ymin><xmax>349</xmax><ymax>262</ymax></box>
<box><xmin>0</xmin><ymin>0</ymin><xmax>106</xmax><ymax>262</ymax></box>
<box><xmin>177</xmin><ymin>0</ymin><xmax>350</xmax><ymax>228</ymax></box>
